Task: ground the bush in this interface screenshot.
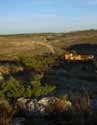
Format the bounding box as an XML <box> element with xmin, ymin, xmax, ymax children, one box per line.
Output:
<box><xmin>0</xmin><ymin>73</ymin><xmax>56</xmax><ymax>101</ymax></box>
<box><xmin>31</xmin><ymin>74</ymin><xmax>56</xmax><ymax>97</ymax></box>
<box><xmin>45</xmin><ymin>99</ymin><xmax>71</xmax><ymax>113</ymax></box>
<box><xmin>0</xmin><ymin>77</ymin><xmax>25</xmax><ymax>100</ymax></box>
<box><xmin>18</xmin><ymin>54</ymin><xmax>56</xmax><ymax>72</ymax></box>
<box><xmin>0</xmin><ymin>98</ymin><xmax>12</xmax><ymax>125</ymax></box>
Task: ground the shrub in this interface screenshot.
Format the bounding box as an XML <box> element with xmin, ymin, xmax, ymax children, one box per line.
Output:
<box><xmin>31</xmin><ymin>74</ymin><xmax>56</xmax><ymax>97</ymax></box>
<box><xmin>45</xmin><ymin>99</ymin><xmax>72</xmax><ymax>113</ymax></box>
<box><xmin>18</xmin><ymin>54</ymin><xmax>56</xmax><ymax>72</ymax></box>
<box><xmin>0</xmin><ymin>77</ymin><xmax>25</xmax><ymax>100</ymax></box>
<box><xmin>0</xmin><ymin>98</ymin><xmax>13</xmax><ymax>125</ymax></box>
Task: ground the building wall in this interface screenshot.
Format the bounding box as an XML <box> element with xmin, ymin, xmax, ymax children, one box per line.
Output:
<box><xmin>64</xmin><ymin>53</ymin><xmax>94</xmax><ymax>61</ymax></box>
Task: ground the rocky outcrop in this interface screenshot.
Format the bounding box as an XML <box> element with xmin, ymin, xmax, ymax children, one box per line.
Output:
<box><xmin>13</xmin><ymin>95</ymin><xmax>97</xmax><ymax>125</ymax></box>
<box><xmin>38</xmin><ymin>97</ymin><xmax>59</xmax><ymax>106</ymax></box>
<box><xmin>16</xmin><ymin>97</ymin><xmax>72</xmax><ymax>116</ymax></box>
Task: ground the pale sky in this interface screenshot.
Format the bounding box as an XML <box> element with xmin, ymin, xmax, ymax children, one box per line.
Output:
<box><xmin>0</xmin><ymin>0</ymin><xmax>97</xmax><ymax>34</ymax></box>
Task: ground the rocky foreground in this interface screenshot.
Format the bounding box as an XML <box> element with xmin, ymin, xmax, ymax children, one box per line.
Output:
<box><xmin>1</xmin><ymin>95</ymin><xmax>97</xmax><ymax>125</ymax></box>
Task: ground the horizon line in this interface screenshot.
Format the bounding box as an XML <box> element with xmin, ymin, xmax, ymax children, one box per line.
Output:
<box><xmin>0</xmin><ymin>28</ymin><xmax>96</xmax><ymax>36</ymax></box>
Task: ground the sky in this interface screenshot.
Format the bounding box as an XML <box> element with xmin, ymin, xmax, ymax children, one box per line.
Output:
<box><xmin>0</xmin><ymin>0</ymin><xmax>97</xmax><ymax>34</ymax></box>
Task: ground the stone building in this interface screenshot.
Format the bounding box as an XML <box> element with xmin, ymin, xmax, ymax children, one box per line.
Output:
<box><xmin>64</xmin><ymin>51</ymin><xmax>94</xmax><ymax>61</ymax></box>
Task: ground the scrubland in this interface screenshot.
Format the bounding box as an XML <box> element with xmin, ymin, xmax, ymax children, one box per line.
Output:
<box><xmin>0</xmin><ymin>29</ymin><xmax>97</xmax><ymax>125</ymax></box>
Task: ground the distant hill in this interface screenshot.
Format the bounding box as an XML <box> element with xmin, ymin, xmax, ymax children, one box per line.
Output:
<box><xmin>0</xmin><ymin>29</ymin><xmax>97</xmax><ymax>60</ymax></box>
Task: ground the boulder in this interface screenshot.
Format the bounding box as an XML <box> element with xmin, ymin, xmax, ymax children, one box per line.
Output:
<box><xmin>38</xmin><ymin>97</ymin><xmax>59</xmax><ymax>106</ymax></box>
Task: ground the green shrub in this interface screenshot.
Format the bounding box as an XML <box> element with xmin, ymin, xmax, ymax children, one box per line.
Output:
<box><xmin>0</xmin><ymin>74</ymin><xmax>56</xmax><ymax>100</ymax></box>
<box><xmin>31</xmin><ymin>74</ymin><xmax>56</xmax><ymax>97</ymax></box>
<box><xmin>18</xmin><ymin>54</ymin><xmax>56</xmax><ymax>72</ymax></box>
<box><xmin>0</xmin><ymin>77</ymin><xmax>25</xmax><ymax>99</ymax></box>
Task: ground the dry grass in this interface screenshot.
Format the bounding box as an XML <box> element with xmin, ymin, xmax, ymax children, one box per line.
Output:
<box><xmin>0</xmin><ymin>29</ymin><xmax>97</xmax><ymax>61</ymax></box>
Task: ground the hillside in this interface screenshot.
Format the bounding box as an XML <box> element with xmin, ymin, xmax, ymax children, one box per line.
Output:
<box><xmin>0</xmin><ymin>29</ymin><xmax>97</xmax><ymax>60</ymax></box>
<box><xmin>0</xmin><ymin>29</ymin><xmax>97</xmax><ymax>125</ymax></box>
